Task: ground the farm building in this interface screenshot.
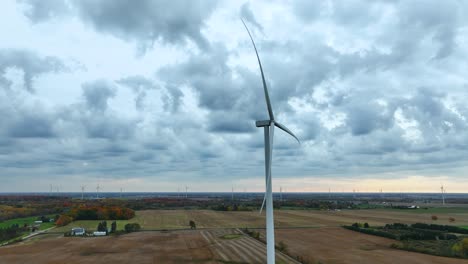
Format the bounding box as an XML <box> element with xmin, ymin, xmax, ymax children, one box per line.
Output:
<box><xmin>71</xmin><ymin>227</ymin><xmax>85</xmax><ymax>236</ymax></box>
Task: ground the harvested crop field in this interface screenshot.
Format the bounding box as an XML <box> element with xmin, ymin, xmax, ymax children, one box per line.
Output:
<box><xmin>200</xmin><ymin>228</ymin><xmax>294</xmax><ymax>263</ymax></box>
<box><xmin>263</xmin><ymin>227</ymin><xmax>468</xmax><ymax>264</ymax></box>
<box><xmin>7</xmin><ymin>209</ymin><xmax>468</xmax><ymax>263</ymax></box>
<box><xmin>54</xmin><ymin>208</ymin><xmax>468</xmax><ymax>232</ymax></box>
<box><xmin>0</xmin><ymin>229</ymin><xmax>295</xmax><ymax>264</ymax></box>
<box><xmin>136</xmin><ymin>208</ymin><xmax>468</xmax><ymax>227</ymax></box>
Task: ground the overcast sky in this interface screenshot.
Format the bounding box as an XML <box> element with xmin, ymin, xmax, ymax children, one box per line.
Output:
<box><xmin>1</xmin><ymin>0</ymin><xmax>468</xmax><ymax>193</ymax></box>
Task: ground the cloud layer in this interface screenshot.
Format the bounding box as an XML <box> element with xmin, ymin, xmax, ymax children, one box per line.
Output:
<box><xmin>1</xmin><ymin>0</ymin><xmax>468</xmax><ymax>191</ymax></box>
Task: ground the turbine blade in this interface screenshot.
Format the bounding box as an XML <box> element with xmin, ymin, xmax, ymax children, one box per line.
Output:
<box><xmin>241</xmin><ymin>19</ymin><xmax>274</xmax><ymax>121</ymax></box>
<box><xmin>260</xmin><ymin>168</ymin><xmax>272</xmax><ymax>214</ymax></box>
<box><xmin>259</xmin><ymin>192</ymin><xmax>266</xmax><ymax>214</ymax></box>
<box><xmin>274</xmin><ymin>122</ymin><xmax>300</xmax><ymax>144</ymax></box>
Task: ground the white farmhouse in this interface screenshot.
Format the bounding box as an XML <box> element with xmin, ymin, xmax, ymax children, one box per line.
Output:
<box><xmin>71</xmin><ymin>227</ymin><xmax>85</xmax><ymax>236</ymax></box>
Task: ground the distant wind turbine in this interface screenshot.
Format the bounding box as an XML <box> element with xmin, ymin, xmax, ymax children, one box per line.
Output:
<box><xmin>441</xmin><ymin>184</ymin><xmax>446</xmax><ymax>205</ymax></box>
<box><xmin>185</xmin><ymin>186</ymin><xmax>188</xmax><ymax>199</ymax></box>
<box><xmin>96</xmin><ymin>184</ymin><xmax>100</xmax><ymax>199</ymax></box>
<box><xmin>280</xmin><ymin>186</ymin><xmax>283</xmax><ymax>202</ymax></box>
<box><xmin>80</xmin><ymin>185</ymin><xmax>86</xmax><ymax>200</ymax></box>
<box><xmin>242</xmin><ymin>19</ymin><xmax>300</xmax><ymax>264</ymax></box>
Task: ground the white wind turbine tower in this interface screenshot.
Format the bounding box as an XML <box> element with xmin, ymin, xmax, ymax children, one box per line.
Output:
<box><xmin>441</xmin><ymin>184</ymin><xmax>446</xmax><ymax>205</ymax></box>
<box><xmin>242</xmin><ymin>19</ymin><xmax>300</xmax><ymax>264</ymax></box>
<box><xmin>80</xmin><ymin>185</ymin><xmax>86</xmax><ymax>200</ymax></box>
<box><xmin>280</xmin><ymin>187</ymin><xmax>283</xmax><ymax>202</ymax></box>
<box><xmin>96</xmin><ymin>184</ymin><xmax>100</xmax><ymax>199</ymax></box>
<box><xmin>185</xmin><ymin>186</ymin><xmax>188</xmax><ymax>199</ymax></box>
<box><xmin>232</xmin><ymin>186</ymin><xmax>237</xmax><ymax>201</ymax></box>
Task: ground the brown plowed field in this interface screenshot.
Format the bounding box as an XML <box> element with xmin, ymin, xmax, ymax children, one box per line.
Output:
<box><xmin>0</xmin><ymin>231</ymin><xmax>216</xmax><ymax>264</ymax></box>
<box><xmin>52</xmin><ymin>209</ymin><xmax>468</xmax><ymax>232</ymax></box>
<box><xmin>263</xmin><ymin>227</ymin><xmax>468</xmax><ymax>264</ymax></box>
<box><xmin>3</xmin><ymin>209</ymin><xmax>468</xmax><ymax>263</ymax></box>
<box><xmin>0</xmin><ymin>229</ymin><xmax>296</xmax><ymax>264</ymax></box>
<box><xmin>200</xmin><ymin>228</ymin><xmax>295</xmax><ymax>263</ymax></box>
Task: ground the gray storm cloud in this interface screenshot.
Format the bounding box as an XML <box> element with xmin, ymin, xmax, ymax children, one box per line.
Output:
<box><xmin>1</xmin><ymin>0</ymin><xmax>468</xmax><ymax>189</ymax></box>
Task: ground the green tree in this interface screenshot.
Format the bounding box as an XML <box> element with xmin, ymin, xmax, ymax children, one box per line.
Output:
<box><xmin>189</xmin><ymin>220</ymin><xmax>196</xmax><ymax>229</ymax></box>
<box><xmin>111</xmin><ymin>221</ymin><xmax>117</xmax><ymax>233</ymax></box>
<box><xmin>97</xmin><ymin>221</ymin><xmax>107</xmax><ymax>232</ymax></box>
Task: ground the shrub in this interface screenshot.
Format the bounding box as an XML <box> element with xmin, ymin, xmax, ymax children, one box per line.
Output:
<box><xmin>343</xmin><ymin>225</ymin><xmax>397</xmax><ymax>239</ymax></box>
<box><xmin>385</xmin><ymin>223</ymin><xmax>408</xmax><ymax>229</ymax></box>
<box><xmin>411</xmin><ymin>223</ymin><xmax>468</xmax><ymax>234</ymax></box>
<box><xmin>277</xmin><ymin>241</ymin><xmax>288</xmax><ymax>253</ymax></box>
<box><xmin>39</xmin><ymin>216</ymin><xmax>50</xmax><ymax>223</ymax></box>
<box><xmin>364</xmin><ymin>223</ymin><xmax>370</xmax><ymax>228</ymax></box>
<box><xmin>189</xmin><ymin>220</ymin><xmax>196</xmax><ymax>229</ymax></box>
<box><xmin>452</xmin><ymin>238</ymin><xmax>468</xmax><ymax>258</ymax></box>
<box><xmin>97</xmin><ymin>221</ymin><xmax>107</xmax><ymax>232</ymax></box>
<box><xmin>449</xmin><ymin>217</ymin><xmax>455</xmax><ymax>223</ymax></box>
<box><xmin>124</xmin><ymin>223</ymin><xmax>141</xmax><ymax>233</ymax></box>
<box><xmin>431</xmin><ymin>215</ymin><xmax>438</xmax><ymax>221</ymax></box>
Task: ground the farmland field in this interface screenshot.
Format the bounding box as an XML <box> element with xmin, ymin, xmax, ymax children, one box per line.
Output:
<box><xmin>2</xmin><ymin>227</ymin><xmax>467</xmax><ymax>264</ymax></box>
<box><xmin>0</xmin><ymin>229</ymin><xmax>295</xmax><ymax>264</ymax></box>
<box><xmin>4</xmin><ymin>208</ymin><xmax>468</xmax><ymax>263</ymax></box>
<box><xmin>261</xmin><ymin>227</ymin><xmax>468</xmax><ymax>264</ymax></box>
<box><xmin>54</xmin><ymin>208</ymin><xmax>468</xmax><ymax>232</ymax></box>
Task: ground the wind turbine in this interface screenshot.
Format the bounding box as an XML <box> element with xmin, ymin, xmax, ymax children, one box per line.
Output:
<box><xmin>96</xmin><ymin>184</ymin><xmax>100</xmax><ymax>199</ymax></box>
<box><xmin>441</xmin><ymin>184</ymin><xmax>445</xmax><ymax>205</ymax></box>
<box><xmin>232</xmin><ymin>186</ymin><xmax>235</xmax><ymax>201</ymax></box>
<box><xmin>185</xmin><ymin>186</ymin><xmax>188</xmax><ymax>199</ymax></box>
<box><xmin>280</xmin><ymin>186</ymin><xmax>283</xmax><ymax>202</ymax></box>
<box><xmin>80</xmin><ymin>185</ymin><xmax>86</xmax><ymax>200</ymax></box>
<box><xmin>242</xmin><ymin>19</ymin><xmax>300</xmax><ymax>264</ymax></box>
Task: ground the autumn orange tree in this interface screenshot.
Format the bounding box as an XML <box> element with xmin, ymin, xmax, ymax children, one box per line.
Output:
<box><xmin>68</xmin><ymin>206</ymin><xmax>135</xmax><ymax>220</ymax></box>
<box><xmin>55</xmin><ymin>215</ymin><xmax>73</xmax><ymax>226</ymax></box>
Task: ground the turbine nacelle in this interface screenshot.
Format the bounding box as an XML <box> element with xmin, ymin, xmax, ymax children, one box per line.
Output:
<box><xmin>256</xmin><ymin>120</ymin><xmax>272</xmax><ymax>127</ymax></box>
<box><xmin>256</xmin><ymin>120</ymin><xmax>300</xmax><ymax>143</ymax></box>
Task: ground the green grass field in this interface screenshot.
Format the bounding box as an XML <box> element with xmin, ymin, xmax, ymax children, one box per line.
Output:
<box><xmin>0</xmin><ymin>215</ymin><xmax>55</xmax><ymax>230</ymax></box>
<box><xmin>52</xmin><ymin>206</ymin><xmax>468</xmax><ymax>234</ymax></box>
<box><xmin>53</xmin><ymin>219</ymin><xmax>133</xmax><ymax>232</ymax></box>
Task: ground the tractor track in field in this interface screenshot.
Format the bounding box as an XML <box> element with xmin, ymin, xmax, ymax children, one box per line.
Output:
<box><xmin>200</xmin><ymin>228</ymin><xmax>299</xmax><ymax>264</ymax></box>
